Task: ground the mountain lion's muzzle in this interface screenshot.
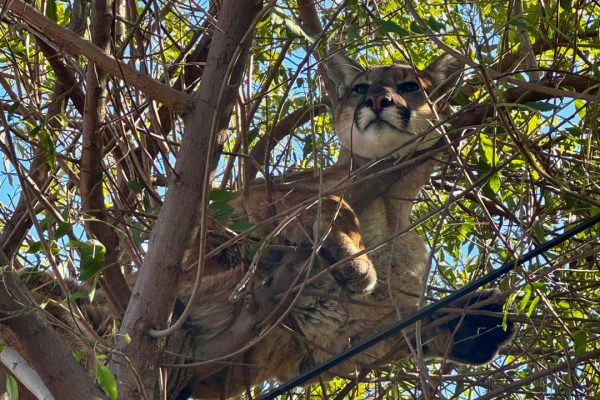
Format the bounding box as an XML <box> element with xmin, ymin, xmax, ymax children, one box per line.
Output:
<box><xmin>354</xmin><ymin>88</ymin><xmax>412</xmax><ymax>133</ymax></box>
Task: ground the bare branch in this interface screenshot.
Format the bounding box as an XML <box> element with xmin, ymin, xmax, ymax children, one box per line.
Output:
<box><xmin>247</xmin><ymin>102</ymin><xmax>328</xmax><ymax>180</ymax></box>
<box><xmin>476</xmin><ymin>349</ymin><xmax>600</xmax><ymax>400</ymax></box>
<box><xmin>80</xmin><ymin>0</ymin><xmax>130</xmax><ymax>317</ymax></box>
<box><xmin>0</xmin><ymin>271</ymin><xmax>105</xmax><ymax>400</ymax></box>
<box><xmin>297</xmin><ymin>0</ymin><xmax>339</xmax><ymax>108</ymax></box>
<box><xmin>0</xmin><ymin>346</ymin><xmax>55</xmax><ymax>400</ymax></box>
<box><xmin>4</xmin><ymin>0</ymin><xmax>192</xmax><ymax>113</ymax></box>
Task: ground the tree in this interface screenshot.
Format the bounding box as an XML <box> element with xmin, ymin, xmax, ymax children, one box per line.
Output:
<box><xmin>0</xmin><ymin>0</ymin><xmax>598</xmax><ymax>399</ymax></box>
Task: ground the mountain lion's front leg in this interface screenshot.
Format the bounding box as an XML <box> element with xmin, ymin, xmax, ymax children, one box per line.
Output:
<box><xmin>232</xmin><ymin>185</ymin><xmax>376</xmax><ymax>294</ymax></box>
<box><xmin>297</xmin><ymin>195</ymin><xmax>377</xmax><ymax>295</ymax></box>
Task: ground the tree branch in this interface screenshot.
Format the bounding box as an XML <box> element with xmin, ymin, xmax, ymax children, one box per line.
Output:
<box><xmin>5</xmin><ymin>0</ymin><xmax>192</xmax><ymax>114</ymax></box>
<box><xmin>111</xmin><ymin>0</ymin><xmax>264</xmax><ymax>398</ymax></box>
<box><xmin>0</xmin><ymin>346</ymin><xmax>55</xmax><ymax>400</ymax></box>
<box><xmin>0</xmin><ymin>271</ymin><xmax>105</xmax><ymax>400</ymax></box>
<box><xmin>447</xmin><ymin>75</ymin><xmax>599</xmax><ymax>130</ymax></box>
<box><xmin>80</xmin><ymin>0</ymin><xmax>130</xmax><ymax>317</ymax></box>
<box><xmin>35</xmin><ymin>39</ymin><xmax>85</xmax><ymax>114</ymax></box>
<box><xmin>0</xmin><ymin>79</ymin><xmax>69</xmax><ymax>262</ymax></box>
<box><xmin>247</xmin><ymin>102</ymin><xmax>328</xmax><ymax>180</ymax></box>
<box><xmin>297</xmin><ymin>0</ymin><xmax>339</xmax><ymax>108</ymax></box>
<box><xmin>475</xmin><ymin>349</ymin><xmax>600</xmax><ymax>400</ymax></box>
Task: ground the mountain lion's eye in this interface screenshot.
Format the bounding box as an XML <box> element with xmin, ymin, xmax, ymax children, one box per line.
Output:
<box><xmin>397</xmin><ymin>81</ymin><xmax>420</xmax><ymax>93</ymax></box>
<box><xmin>352</xmin><ymin>83</ymin><xmax>369</xmax><ymax>94</ymax></box>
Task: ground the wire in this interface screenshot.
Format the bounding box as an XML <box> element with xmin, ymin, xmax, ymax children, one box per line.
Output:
<box><xmin>256</xmin><ymin>213</ymin><xmax>600</xmax><ymax>400</ymax></box>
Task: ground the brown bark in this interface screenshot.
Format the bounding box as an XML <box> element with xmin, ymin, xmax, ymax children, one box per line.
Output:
<box><xmin>111</xmin><ymin>1</ymin><xmax>263</xmax><ymax>398</ymax></box>
<box><xmin>0</xmin><ymin>271</ymin><xmax>105</xmax><ymax>400</ymax></box>
<box><xmin>297</xmin><ymin>0</ymin><xmax>322</xmax><ymax>34</ymax></box>
<box><xmin>35</xmin><ymin>39</ymin><xmax>86</xmax><ymax>113</ymax></box>
<box><xmin>127</xmin><ymin>19</ymin><xmax>213</xmax><ymax>188</ymax></box>
<box><xmin>154</xmin><ymin>34</ymin><xmax>212</xmax><ymax>150</ymax></box>
<box><xmin>0</xmin><ymin>150</ymin><xmax>48</xmax><ymax>260</ymax></box>
<box><xmin>448</xmin><ymin>75</ymin><xmax>599</xmax><ymax>130</ymax></box>
<box><xmin>5</xmin><ymin>0</ymin><xmax>192</xmax><ymax>113</ymax></box>
<box><xmin>80</xmin><ymin>0</ymin><xmax>130</xmax><ymax>317</ymax></box>
<box><xmin>475</xmin><ymin>349</ymin><xmax>600</xmax><ymax>400</ymax></box>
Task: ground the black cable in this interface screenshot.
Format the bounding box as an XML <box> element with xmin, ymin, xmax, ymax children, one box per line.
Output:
<box><xmin>256</xmin><ymin>213</ymin><xmax>600</xmax><ymax>400</ymax></box>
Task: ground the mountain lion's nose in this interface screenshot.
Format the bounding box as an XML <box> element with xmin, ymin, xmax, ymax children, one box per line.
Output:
<box><xmin>365</xmin><ymin>94</ymin><xmax>393</xmax><ymax>112</ymax></box>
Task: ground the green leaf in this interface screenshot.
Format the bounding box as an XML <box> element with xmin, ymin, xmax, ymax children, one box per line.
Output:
<box><xmin>271</xmin><ymin>7</ymin><xmax>315</xmax><ymax>42</ymax></box>
<box><xmin>479</xmin><ymin>134</ymin><xmax>498</xmax><ymax>166</ymax></box>
<box><xmin>534</xmin><ymin>222</ymin><xmax>545</xmax><ymax>243</ymax></box>
<box><xmin>6</xmin><ymin>375</ymin><xmax>18</xmax><ymax>400</ymax></box>
<box><xmin>210</xmin><ymin>202</ymin><xmax>234</xmax><ymax>224</ymax></box>
<box><xmin>0</xmin><ymin>342</ymin><xmax>5</xmax><ymax>352</ymax></box>
<box><xmin>487</xmin><ymin>174</ymin><xmax>501</xmax><ymax>195</ymax></box>
<box><xmin>247</xmin><ymin>127</ymin><xmax>260</xmax><ymax>144</ymax></box>
<box><xmin>525</xmin><ymin>101</ymin><xmax>559</xmax><ymax>112</ymax></box>
<box><xmin>55</xmin><ymin>221</ymin><xmax>73</xmax><ymax>239</ymax></box>
<box><xmin>526</xmin><ymin>296</ymin><xmax>540</xmax><ymax>317</ymax></box>
<box><xmin>453</xmin><ymin>91</ymin><xmax>469</xmax><ymax>106</ymax></box>
<box><xmin>559</xmin><ymin>0</ymin><xmax>572</xmax><ymax>10</ymax></box>
<box><xmin>29</xmin><ymin>125</ymin><xmax>42</xmax><ymax>137</ymax></box>
<box><xmin>503</xmin><ymin>292</ymin><xmax>517</xmax><ymax>331</ymax></box>
<box><xmin>208</xmin><ymin>189</ymin><xmax>236</xmax><ymax>203</ymax></box>
<box><xmin>50</xmin><ymin>241</ymin><xmax>60</xmax><ymax>256</ymax></box>
<box><xmin>40</xmin><ymin>215</ymin><xmax>56</xmax><ymax>231</ymax></box>
<box><xmin>7</xmin><ymin>101</ymin><xmax>20</xmax><ymax>118</ymax></box>
<box><xmin>302</xmin><ymin>136</ymin><xmax>314</xmax><ymax>157</ymax></box>
<box><xmin>209</xmin><ymin>189</ymin><xmax>235</xmax><ymax>223</ymax></box>
<box><xmin>66</xmin><ymin>290</ymin><xmax>91</xmax><ymax>302</ymax></box>
<box><xmin>573</xmin><ymin>331</ymin><xmax>587</xmax><ymax>355</ymax></box>
<box><xmin>88</xmin><ymin>276</ymin><xmax>98</xmax><ymax>302</ymax></box>
<box><xmin>231</xmin><ymin>220</ymin><xmax>254</xmax><ymax>233</ymax></box>
<box><xmin>427</xmin><ymin>16</ymin><xmax>445</xmax><ymax>32</ymax></box>
<box><xmin>46</xmin><ymin>0</ymin><xmax>58</xmax><ymax>22</ymax></box>
<box><xmin>26</xmin><ymin>241</ymin><xmax>43</xmax><ymax>253</ymax></box>
<box><xmin>571</xmin><ymin>309</ymin><xmax>584</xmax><ymax>319</ymax></box>
<box><xmin>40</xmin><ymin>129</ymin><xmax>56</xmax><ymax>168</ymax></box>
<box><xmin>509</xmin><ymin>17</ymin><xmax>530</xmax><ymax>31</ymax></box>
<box><xmin>73</xmin><ymin>350</ymin><xmax>86</xmax><ymax>363</ymax></box>
<box><xmin>96</xmin><ymin>363</ymin><xmax>118</xmax><ymax>400</ymax></box>
<box><xmin>347</xmin><ymin>24</ymin><xmax>361</xmax><ymax>42</ymax></box>
<box><xmin>69</xmin><ymin>239</ymin><xmax>106</xmax><ymax>281</ymax></box>
<box><xmin>409</xmin><ymin>20</ymin><xmax>426</xmax><ymax>33</ymax></box>
<box><xmin>518</xmin><ymin>284</ymin><xmax>532</xmax><ymax>312</ymax></box>
<box><xmin>372</xmin><ymin>16</ymin><xmax>409</xmax><ymax>37</ymax></box>
<box><xmin>127</xmin><ymin>180</ymin><xmax>143</xmax><ymax>194</ymax></box>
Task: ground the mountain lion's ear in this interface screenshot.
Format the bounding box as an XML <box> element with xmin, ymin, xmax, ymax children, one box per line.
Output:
<box><xmin>424</xmin><ymin>53</ymin><xmax>464</xmax><ymax>100</ymax></box>
<box><xmin>325</xmin><ymin>53</ymin><xmax>365</xmax><ymax>98</ymax></box>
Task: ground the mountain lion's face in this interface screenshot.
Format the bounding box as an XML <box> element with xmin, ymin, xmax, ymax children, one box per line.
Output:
<box><xmin>326</xmin><ymin>53</ymin><xmax>463</xmax><ymax>159</ymax></box>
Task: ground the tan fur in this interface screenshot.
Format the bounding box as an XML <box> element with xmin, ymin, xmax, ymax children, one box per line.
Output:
<box><xmin>179</xmin><ymin>55</ymin><xmax>514</xmax><ymax>398</ymax></box>
<box><xmin>1</xmin><ymin>54</ymin><xmax>515</xmax><ymax>400</ymax></box>
<box><xmin>176</xmin><ymin>56</ymin><xmax>465</xmax><ymax>397</ymax></box>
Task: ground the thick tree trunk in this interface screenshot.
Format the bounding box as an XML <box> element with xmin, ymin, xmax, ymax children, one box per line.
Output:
<box><xmin>111</xmin><ymin>1</ymin><xmax>264</xmax><ymax>398</ymax></box>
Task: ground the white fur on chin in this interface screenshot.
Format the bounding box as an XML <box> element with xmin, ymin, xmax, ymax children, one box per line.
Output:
<box><xmin>338</xmin><ymin>109</ymin><xmax>442</xmax><ymax>159</ymax></box>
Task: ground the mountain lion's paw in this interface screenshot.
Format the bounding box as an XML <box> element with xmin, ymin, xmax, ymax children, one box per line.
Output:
<box><xmin>319</xmin><ymin>241</ymin><xmax>377</xmax><ymax>295</ymax></box>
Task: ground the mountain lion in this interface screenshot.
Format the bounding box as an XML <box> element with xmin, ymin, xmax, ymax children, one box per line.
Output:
<box><xmin>0</xmin><ymin>53</ymin><xmax>516</xmax><ymax>400</ymax></box>
<box><xmin>165</xmin><ymin>52</ymin><xmax>516</xmax><ymax>398</ymax></box>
